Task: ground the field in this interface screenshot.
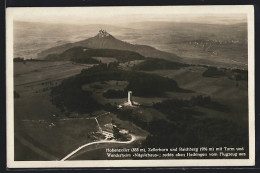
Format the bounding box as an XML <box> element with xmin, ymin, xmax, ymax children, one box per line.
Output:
<box><xmin>146</xmin><ymin>66</ymin><xmax>248</xmax><ymax>126</ymax></box>
<box><xmin>14</xmin><ymin>61</ymin><xmax>92</xmax><ymax>160</ymax></box>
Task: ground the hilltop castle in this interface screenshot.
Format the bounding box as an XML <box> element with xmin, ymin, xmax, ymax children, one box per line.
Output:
<box><xmin>98</xmin><ymin>29</ymin><xmax>110</xmax><ymax>38</ymax></box>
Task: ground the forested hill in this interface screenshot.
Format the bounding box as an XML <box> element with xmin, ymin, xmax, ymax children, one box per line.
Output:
<box><xmin>44</xmin><ymin>47</ymin><xmax>145</xmax><ymax>63</ymax></box>
<box><xmin>38</xmin><ymin>30</ymin><xmax>181</xmax><ymax>62</ymax></box>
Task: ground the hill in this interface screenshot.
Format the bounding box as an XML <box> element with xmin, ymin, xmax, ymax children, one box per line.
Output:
<box><xmin>50</xmin><ymin>64</ymin><xmax>189</xmax><ymax>113</ymax></box>
<box><xmin>14</xmin><ymin>21</ymin><xmax>138</xmax><ymax>59</ymax></box>
<box><xmin>44</xmin><ymin>46</ymin><xmax>145</xmax><ymax>63</ymax></box>
<box><xmin>133</xmin><ymin>58</ymin><xmax>189</xmax><ymax>71</ymax></box>
<box><xmin>38</xmin><ymin>30</ymin><xmax>181</xmax><ymax>62</ymax></box>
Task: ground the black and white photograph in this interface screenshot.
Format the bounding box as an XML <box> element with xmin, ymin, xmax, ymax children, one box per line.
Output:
<box><xmin>6</xmin><ymin>5</ymin><xmax>255</xmax><ymax>167</ymax></box>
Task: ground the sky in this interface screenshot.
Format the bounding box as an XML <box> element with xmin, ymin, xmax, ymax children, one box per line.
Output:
<box><xmin>7</xmin><ymin>6</ymin><xmax>249</xmax><ymax>26</ymax></box>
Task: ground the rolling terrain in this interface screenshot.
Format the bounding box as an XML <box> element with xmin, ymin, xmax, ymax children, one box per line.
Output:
<box><xmin>14</xmin><ymin>61</ymin><xmax>148</xmax><ymax>160</ymax></box>
<box><xmin>13</xmin><ymin>20</ymin><xmax>249</xmax><ymax>160</ymax></box>
<box><xmin>14</xmin><ymin>21</ymin><xmax>247</xmax><ymax>69</ymax></box>
<box><xmin>47</xmin><ymin>58</ymin><xmax>248</xmax><ymax>158</ymax></box>
<box><xmin>38</xmin><ymin>30</ymin><xmax>180</xmax><ymax>62</ymax></box>
<box><xmin>14</xmin><ymin>54</ymin><xmax>249</xmax><ymax>160</ymax></box>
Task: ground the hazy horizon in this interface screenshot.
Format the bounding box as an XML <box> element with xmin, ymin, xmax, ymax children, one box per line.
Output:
<box><xmin>14</xmin><ymin>18</ymin><xmax>247</xmax><ymax>27</ymax></box>
<box><xmin>11</xmin><ymin>6</ymin><xmax>249</xmax><ymax>69</ymax></box>
<box><xmin>8</xmin><ymin>6</ymin><xmax>247</xmax><ymax>27</ymax></box>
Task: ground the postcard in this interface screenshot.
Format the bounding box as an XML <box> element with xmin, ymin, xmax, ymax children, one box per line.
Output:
<box><xmin>6</xmin><ymin>5</ymin><xmax>255</xmax><ymax>168</ymax></box>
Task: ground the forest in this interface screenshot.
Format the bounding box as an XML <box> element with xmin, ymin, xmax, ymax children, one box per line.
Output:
<box><xmin>50</xmin><ymin>63</ymin><xmax>187</xmax><ymax>113</ymax></box>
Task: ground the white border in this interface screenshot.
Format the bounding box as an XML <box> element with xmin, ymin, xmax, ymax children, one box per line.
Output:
<box><xmin>6</xmin><ymin>5</ymin><xmax>255</xmax><ymax>168</ymax></box>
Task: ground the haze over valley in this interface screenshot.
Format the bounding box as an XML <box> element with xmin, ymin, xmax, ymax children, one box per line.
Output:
<box><xmin>14</xmin><ymin>20</ymin><xmax>247</xmax><ymax>69</ymax></box>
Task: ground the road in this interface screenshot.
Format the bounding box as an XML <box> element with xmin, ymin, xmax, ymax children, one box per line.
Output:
<box><xmin>60</xmin><ymin>134</ymin><xmax>136</xmax><ymax>161</ymax></box>
<box><xmin>60</xmin><ymin>111</ymin><xmax>137</xmax><ymax>161</ymax></box>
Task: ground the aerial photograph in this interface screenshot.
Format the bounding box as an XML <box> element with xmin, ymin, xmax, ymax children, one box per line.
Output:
<box><xmin>11</xmin><ymin>7</ymin><xmax>250</xmax><ymax>161</ymax></box>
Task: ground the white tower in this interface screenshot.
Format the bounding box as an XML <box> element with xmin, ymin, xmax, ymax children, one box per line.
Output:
<box><xmin>128</xmin><ymin>91</ymin><xmax>133</xmax><ymax>106</ymax></box>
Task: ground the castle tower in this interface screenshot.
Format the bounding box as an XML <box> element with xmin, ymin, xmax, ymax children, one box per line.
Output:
<box><xmin>128</xmin><ymin>91</ymin><xmax>133</xmax><ymax>105</ymax></box>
